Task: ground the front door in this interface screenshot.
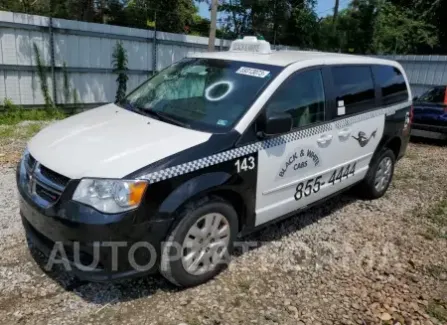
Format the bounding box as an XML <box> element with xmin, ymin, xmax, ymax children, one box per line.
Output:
<box><xmin>255</xmin><ymin>68</ymin><xmax>342</xmax><ymax>226</ymax></box>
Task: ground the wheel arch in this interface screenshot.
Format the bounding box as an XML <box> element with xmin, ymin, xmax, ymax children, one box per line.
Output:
<box><xmin>158</xmin><ymin>172</ymin><xmax>249</xmax><ymax>232</ymax></box>
<box><xmin>383</xmin><ymin>136</ymin><xmax>402</xmax><ymax>159</ymax></box>
<box><xmin>376</xmin><ymin>135</ymin><xmax>402</xmax><ymax>160</ymax></box>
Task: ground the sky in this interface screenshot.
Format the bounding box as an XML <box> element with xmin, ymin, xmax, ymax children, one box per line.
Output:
<box><xmin>197</xmin><ymin>0</ymin><xmax>349</xmax><ymax>24</ymax></box>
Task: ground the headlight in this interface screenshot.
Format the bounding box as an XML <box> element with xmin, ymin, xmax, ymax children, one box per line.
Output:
<box><xmin>72</xmin><ymin>179</ymin><xmax>148</xmax><ymax>213</ymax></box>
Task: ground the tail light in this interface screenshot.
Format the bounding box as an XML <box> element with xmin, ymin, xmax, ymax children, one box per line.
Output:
<box><xmin>409</xmin><ymin>105</ymin><xmax>414</xmax><ymax>124</ymax></box>
<box><xmin>444</xmin><ymin>86</ymin><xmax>447</xmax><ymax>112</ymax></box>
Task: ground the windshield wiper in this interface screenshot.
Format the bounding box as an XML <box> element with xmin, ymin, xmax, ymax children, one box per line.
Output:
<box><xmin>122</xmin><ymin>100</ymin><xmax>191</xmax><ymax>128</ymax></box>
<box><xmin>148</xmin><ymin>110</ymin><xmax>191</xmax><ymax>128</ymax></box>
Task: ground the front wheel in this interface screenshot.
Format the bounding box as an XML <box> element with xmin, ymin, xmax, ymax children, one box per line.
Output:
<box><xmin>160</xmin><ymin>197</ymin><xmax>238</xmax><ymax>287</ymax></box>
<box><xmin>358</xmin><ymin>148</ymin><xmax>396</xmax><ymax>200</ymax></box>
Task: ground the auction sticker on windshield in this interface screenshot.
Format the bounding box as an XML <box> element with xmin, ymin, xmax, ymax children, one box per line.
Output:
<box><xmin>236</xmin><ymin>67</ymin><xmax>270</xmax><ymax>78</ymax></box>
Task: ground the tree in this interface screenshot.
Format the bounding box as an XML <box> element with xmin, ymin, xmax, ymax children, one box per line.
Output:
<box><xmin>317</xmin><ymin>0</ymin><xmax>438</xmax><ymax>54</ymax></box>
<box><xmin>389</xmin><ymin>0</ymin><xmax>447</xmax><ymax>53</ymax></box>
<box><xmin>373</xmin><ymin>0</ymin><xmax>438</xmax><ymax>54</ymax></box>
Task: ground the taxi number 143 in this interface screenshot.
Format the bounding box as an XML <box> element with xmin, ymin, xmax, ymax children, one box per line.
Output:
<box><xmin>294</xmin><ymin>163</ymin><xmax>356</xmax><ymax>201</ymax></box>
<box><xmin>234</xmin><ymin>157</ymin><xmax>256</xmax><ymax>173</ymax></box>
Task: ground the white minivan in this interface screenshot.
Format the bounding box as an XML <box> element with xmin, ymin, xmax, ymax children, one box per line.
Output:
<box><xmin>18</xmin><ymin>37</ymin><xmax>413</xmax><ymax>287</ymax></box>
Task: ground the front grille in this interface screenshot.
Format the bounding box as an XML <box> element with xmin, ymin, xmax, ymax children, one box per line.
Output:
<box><xmin>26</xmin><ymin>154</ymin><xmax>36</xmax><ymax>170</ymax></box>
<box><xmin>23</xmin><ymin>154</ymin><xmax>71</xmax><ymax>207</ymax></box>
<box><xmin>35</xmin><ymin>184</ymin><xmax>60</xmax><ymax>202</ymax></box>
<box><xmin>40</xmin><ymin>164</ymin><xmax>70</xmax><ymax>188</ymax></box>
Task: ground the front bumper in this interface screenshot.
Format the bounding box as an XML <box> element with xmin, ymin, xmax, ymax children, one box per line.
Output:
<box><xmin>17</xmin><ymin>167</ymin><xmax>173</xmax><ymax>282</ymax></box>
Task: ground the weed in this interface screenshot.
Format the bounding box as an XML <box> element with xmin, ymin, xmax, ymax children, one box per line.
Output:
<box><xmin>426</xmin><ymin>199</ymin><xmax>447</xmax><ymax>227</ymax></box>
<box><xmin>237</xmin><ymin>279</ymin><xmax>252</xmax><ymax>291</ymax></box>
<box><xmin>112</xmin><ymin>41</ymin><xmax>128</xmax><ymax>103</ymax></box>
<box><xmin>393</xmin><ymin>170</ymin><xmax>412</xmax><ymax>181</ymax></box>
<box><xmin>0</xmin><ymin>125</ymin><xmax>15</xmax><ymax>139</ymax></box>
<box><xmin>414</xmin><ymin>198</ymin><xmax>447</xmax><ymax>240</ymax></box>
<box><xmin>33</xmin><ymin>43</ymin><xmax>54</xmax><ymax>109</ymax></box>
<box><xmin>426</xmin><ymin>299</ymin><xmax>447</xmax><ymax>322</ymax></box>
<box><xmin>405</xmin><ymin>151</ymin><xmax>417</xmax><ymax>160</ymax></box>
<box><xmin>419</xmin><ymin>227</ymin><xmax>441</xmax><ymax>241</ymax></box>
<box><xmin>426</xmin><ymin>264</ymin><xmax>447</xmax><ymax>280</ymax></box>
<box><xmin>24</xmin><ymin>123</ymin><xmax>43</xmax><ymax>138</ymax></box>
<box><xmin>185</xmin><ymin>316</ymin><xmax>201</xmax><ymax>325</ymax></box>
<box><xmin>0</xmin><ymin>98</ymin><xmax>65</xmax><ymax>126</ymax></box>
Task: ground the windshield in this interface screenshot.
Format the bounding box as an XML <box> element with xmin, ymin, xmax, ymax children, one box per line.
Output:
<box><xmin>121</xmin><ymin>58</ymin><xmax>282</xmax><ymax>132</ymax></box>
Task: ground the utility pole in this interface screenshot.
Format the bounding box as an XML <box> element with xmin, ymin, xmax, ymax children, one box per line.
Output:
<box><xmin>208</xmin><ymin>0</ymin><xmax>218</xmax><ymax>51</ymax></box>
<box><xmin>332</xmin><ymin>0</ymin><xmax>340</xmax><ymax>32</ymax></box>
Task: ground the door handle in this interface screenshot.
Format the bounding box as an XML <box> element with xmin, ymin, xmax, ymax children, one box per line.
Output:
<box><xmin>338</xmin><ymin>128</ymin><xmax>352</xmax><ymax>139</ymax></box>
<box><xmin>317</xmin><ymin>134</ymin><xmax>333</xmax><ymax>144</ymax></box>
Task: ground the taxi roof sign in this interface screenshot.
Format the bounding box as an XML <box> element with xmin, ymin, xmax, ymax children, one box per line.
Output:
<box><xmin>229</xmin><ymin>36</ymin><xmax>272</xmax><ymax>54</ymax></box>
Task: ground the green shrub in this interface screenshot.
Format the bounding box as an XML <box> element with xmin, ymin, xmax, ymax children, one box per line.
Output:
<box><xmin>112</xmin><ymin>41</ymin><xmax>129</xmax><ymax>103</ymax></box>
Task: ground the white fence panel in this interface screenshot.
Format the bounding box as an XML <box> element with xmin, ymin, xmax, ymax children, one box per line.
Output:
<box><xmin>381</xmin><ymin>55</ymin><xmax>447</xmax><ymax>96</ymax></box>
<box><xmin>3</xmin><ymin>10</ymin><xmax>446</xmax><ymax>106</ymax></box>
<box><xmin>0</xmin><ymin>11</ymin><xmax>231</xmax><ymax>106</ymax></box>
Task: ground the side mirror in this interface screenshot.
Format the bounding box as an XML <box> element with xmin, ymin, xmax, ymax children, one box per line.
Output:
<box><xmin>259</xmin><ymin>111</ymin><xmax>293</xmax><ymax>137</ymax></box>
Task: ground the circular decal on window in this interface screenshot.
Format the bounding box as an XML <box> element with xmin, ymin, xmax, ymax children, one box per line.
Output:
<box><xmin>205</xmin><ymin>81</ymin><xmax>234</xmax><ymax>102</ymax></box>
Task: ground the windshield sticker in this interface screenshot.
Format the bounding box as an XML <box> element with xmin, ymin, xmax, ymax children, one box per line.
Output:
<box><xmin>236</xmin><ymin>67</ymin><xmax>270</xmax><ymax>78</ymax></box>
<box><xmin>205</xmin><ymin>81</ymin><xmax>234</xmax><ymax>102</ymax></box>
<box><xmin>217</xmin><ymin>119</ymin><xmax>228</xmax><ymax>126</ymax></box>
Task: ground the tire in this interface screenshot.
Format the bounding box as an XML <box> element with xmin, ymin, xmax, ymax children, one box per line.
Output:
<box><xmin>358</xmin><ymin>148</ymin><xmax>396</xmax><ymax>200</ymax></box>
<box><xmin>160</xmin><ymin>196</ymin><xmax>238</xmax><ymax>287</ymax></box>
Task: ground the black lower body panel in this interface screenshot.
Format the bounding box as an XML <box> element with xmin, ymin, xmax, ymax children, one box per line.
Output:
<box><xmin>20</xmin><ymin>193</ymin><xmax>173</xmax><ymax>282</ymax></box>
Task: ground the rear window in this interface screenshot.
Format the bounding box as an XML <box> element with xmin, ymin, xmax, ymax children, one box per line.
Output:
<box><xmin>372</xmin><ymin>65</ymin><xmax>409</xmax><ymax>105</ymax></box>
<box><xmin>418</xmin><ymin>87</ymin><xmax>446</xmax><ymax>104</ymax></box>
<box><xmin>332</xmin><ymin>66</ymin><xmax>376</xmax><ymax>115</ymax></box>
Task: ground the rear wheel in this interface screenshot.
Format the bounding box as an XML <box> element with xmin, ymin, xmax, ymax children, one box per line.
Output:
<box><xmin>160</xmin><ymin>197</ymin><xmax>238</xmax><ymax>287</ymax></box>
<box><xmin>358</xmin><ymin>148</ymin><xmax>396</xmax><ymax>199</ymax></box>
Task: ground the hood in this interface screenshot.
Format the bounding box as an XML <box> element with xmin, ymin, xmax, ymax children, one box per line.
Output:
<box><xmin>28</xmin><ymin>104</ymin><xmax>211</xmax><ymax>179</ymax></box>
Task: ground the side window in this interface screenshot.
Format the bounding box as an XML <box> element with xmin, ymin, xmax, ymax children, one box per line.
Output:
<box><xmin>372</xmin><ymin>65</ymin><xmax>409</xmax><ymax>105</ymax></box>
<box><xmin>418</xmin><ymin>87</ymin><xmax>446</xmax><ymax>104</ymax></box>
<box><xmin>332</xmin><ymin>66</ymin><xmax>375</xmax><ymax>115</ymax></box>
<box><xmin>266</xmin><ymin>69</ymin><xmax>325</xmax><ymax>129</ymax></box>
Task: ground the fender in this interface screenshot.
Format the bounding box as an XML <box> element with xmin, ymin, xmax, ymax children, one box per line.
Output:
<box><xmin>158</xmin><ymin>172</ymin><xmax>235</xmax><ymax>215</ymax></box>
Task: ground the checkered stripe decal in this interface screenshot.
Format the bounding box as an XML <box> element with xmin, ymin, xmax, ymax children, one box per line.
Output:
<box><xmin>334</xmin><ymin>105</ymin><xmax>404</xmax><ymax>129</ymax></box>
<box><xmin>140</xmin><ymin>122</ymin><xmax>332</xmax><ymax>183</ymax></box>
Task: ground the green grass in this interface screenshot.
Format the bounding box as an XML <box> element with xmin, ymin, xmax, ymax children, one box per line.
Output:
<box><xmin>0</xmin><ymin>98</ymin><xmax>66</xmax><ymax>125</ymax></box>
<box><xmin>0</xmin><ymin>125</ymin><xmax>15</xmax><ymax>139</ymax></box>
<box><xmin>0</xmin><ymin>108</ymin><xmax>65</xmax><ymax>125</ymax></box>
<box><xmin>24</xmin><ymin>123</ymin><xmax>43</xmax><ymax>138</ymax></box>
<box><xmin>0</xmin><ymin>123</ymin><xmax>46</xmax><ymax>141</ymax></box>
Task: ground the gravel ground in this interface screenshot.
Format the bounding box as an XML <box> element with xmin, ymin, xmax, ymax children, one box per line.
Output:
<box><xmin>0</xmin><ymin>138</ymin><xmax>446</xmax><ymax>325</ymax></box>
